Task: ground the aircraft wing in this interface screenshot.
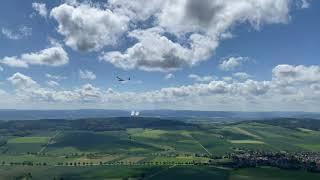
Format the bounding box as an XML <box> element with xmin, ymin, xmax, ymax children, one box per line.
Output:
<box><xmin>117</xmin><ymin>76</ymin><xmax>124</xmax><ymax>81</ymax></box>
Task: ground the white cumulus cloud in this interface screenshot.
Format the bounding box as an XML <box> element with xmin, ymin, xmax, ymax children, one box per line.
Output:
<box><xmin>47</xmin><ymin>80</ymin><xmax>60</xmax><ymax>87</ymax></box>
<box><xmin>79</xmin><ymin>69</ymin><xmax>96</xmax><ymax>80</ymax></box>
<box><xmin>0</xmin><ymin>57</ymin><xmax>29</xmax><ymax>68</ymax></box>
<box><xmin>233</xmin><ymin>72</ymin><xmax>252</xmax><ymax>80</ymax></box>
<box><xmin>189</xmin><ymin>74</ymin><xmax>215</xmax><ymax>82</ymax></box>
<box><xmin>0</xmin><ymin>46</ymin><xmax>69</xmax><ymax>68</ymax></box>
<box><xmin>272</xmin><ymin>64</ymin><xmax>320</xmax><ymax>85</ymax></box>
<box><xmin>219</xmin><ymin>57</ymin><xmax>248</xmax><ymax>71</ymax></box>
<box><xmin>101</xmin><ymin>28</ymin><xmax>217</xmax><ymax>72</ymax></box>
<box><xmin>50</xmin><ymin>3</ymin><xmax>129</xmax><ymax>52</ymax></box>
<box><xmin>165</xmin><ymin>73</ymin><xmax>174</xmax><ymax>80</ymax></box>
<box><xmin>32</xmin><ymin>2</ymin><xmax>48</xmax><ymax>18</ymax></box>
<box><xmin>49</xmin><ymin>0</ymin><xmax>305</xmax><ymax>72</ymax></box>
<box><xmin>7</xmin><ymin>72</ymin><xmax>39</xmax><ymax>89</ymax></box>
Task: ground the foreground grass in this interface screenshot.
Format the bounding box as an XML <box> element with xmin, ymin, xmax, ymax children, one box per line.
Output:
<box><xmin>0</xmin><ymin>166</ymin><xmax>320</xmax><ymax>180</ymax></box>
<box><xmin>230</xmin><ymin>167</ymin><xmax>320</xmax><ymax>180</ymax></box>
<box><xmin>0</xmin><ymin>166</ymin><xmax>163</xmax><ymax>180</ymax></box>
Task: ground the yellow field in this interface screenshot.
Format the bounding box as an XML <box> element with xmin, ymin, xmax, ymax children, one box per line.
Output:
<box><xmin>75</xmin><ymin>154</ymin><xmax>122</xmax><ymax>164</ymax></box>
<box><xmin>231</xmin><ymin>127</ymin><xmax>262</xmax><ymax>139</ymax></box>
<box><xmin>8</xmin><ymin>137</ymin><xmax>50</xmax><ymax>144</ymax></box>
<box><xmin>297</xmin><ymin>128</ymin><xmax>313</xmax><ymax>133</ymax></box>
<box><xmin>131</xmin><ymin>129</ymin><xmax>168</xmax><ymax>139</ymax></box>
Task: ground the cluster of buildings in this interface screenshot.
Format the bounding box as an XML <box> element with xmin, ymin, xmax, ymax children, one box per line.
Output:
<box><xmin>230</xmin><ymin>151</ymin><xmax>320</xmax><ymax>172</ymax></box>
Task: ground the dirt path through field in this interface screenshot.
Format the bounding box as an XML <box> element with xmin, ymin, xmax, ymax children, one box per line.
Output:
<box><xmin>38</xmin><ymin>131</ymin><xmax>61</xmax><ymax>154</ymax></box>
<box><xmin>189</xmin><ymin>134</ymin><xmax>212</xmax><ymax>155</ymax></box>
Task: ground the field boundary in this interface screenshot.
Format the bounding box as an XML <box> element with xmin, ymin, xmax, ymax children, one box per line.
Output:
<box><xmin>38</xmin><ymin>131</ymin><xmax>61</xmax><ymax>154</ymax></box>
<box><xmin>190</xmin><ymin>134</ymin><xmax>212</xmax><ymax>155</ymax></box>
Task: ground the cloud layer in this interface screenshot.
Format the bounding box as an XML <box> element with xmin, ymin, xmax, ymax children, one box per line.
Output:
<box><xmin>2</xmin><ymin>64</ymin><xmax>319</xmax><ymax>111</ymax></box>
<box><xmin>49</xmin><ymin>0</ymin><xmax>302</xmax><ymax>72</ymax></box>
<box><xmin>0</xmin><ymin>1</ymin><xmax>314</xmax><ymax>111</ymax></box>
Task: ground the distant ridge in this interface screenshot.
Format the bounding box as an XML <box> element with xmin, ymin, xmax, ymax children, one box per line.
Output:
<box><xmin>0</xmin><ymin>109</ymin><xmax>319</xmax><ymax>121</ymax></box>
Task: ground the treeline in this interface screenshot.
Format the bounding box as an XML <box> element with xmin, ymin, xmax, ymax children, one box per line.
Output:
<box><xmin>1</xmin><ymin>161</ymin><xmax>48</xmax><ymax>166</ymax></box>
<box><xmin>0</xmin><ymin>117</ymin><xmax>195</xmax><ymax>134</ymax></box>
<box><xmin>0</xmin><ymin>139</ymin><xmax>7</xmax><ymax>147</ymax></box>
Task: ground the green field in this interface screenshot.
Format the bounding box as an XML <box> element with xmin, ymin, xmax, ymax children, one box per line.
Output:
<box><xmin>1</xmin><ymin>117</ymin><xmax>320</xmax><ymax>179</ymax></box>
<box><xmin>0</xmin><ymin>166</ymin><xmax>319</xmax><ymax>180</ymax></box>
<box><xmin>2</xmin><ymin>122</ymin><xmax>320</xmax><ymax>156</ymax></box>
<box><xmin>230</xmin><ymin>167</ymin><xmax>320</xmax><ymax>180</ymax></box>
<box><xmin>45</xmin><ymin>131</ymin><xmax>160</xmax><ymax>154</ymax></box>
<box><xmin>8</xmin><ymin>137</ymin><xmax>49</xmax><ymax>144</ymax></box>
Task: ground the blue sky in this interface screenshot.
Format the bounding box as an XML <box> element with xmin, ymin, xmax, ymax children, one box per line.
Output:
<box><xmin>0</xmin><ymin>0</ymin><xmax>319</xmax><ymax>111</ymax></box>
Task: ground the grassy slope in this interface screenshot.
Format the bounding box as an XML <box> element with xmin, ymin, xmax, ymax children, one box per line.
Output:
<box><xmin>1</xmin><ymin>166</ymin><xmax>320</xmax><ymax>180</ymax></box>
<box><xmin>230</xmin><ymin>167</ymin><xmax>320</xmax><ymax>180</ymax></box>
<box><xmin>0</xmin><ymin>166</ymin><xmax>167</xmax><ymax>180</ymax></box>
<box><xmin>45</xmin><ymin>131</ymin><xmax>160</xmax><ymax>154</ymax></box>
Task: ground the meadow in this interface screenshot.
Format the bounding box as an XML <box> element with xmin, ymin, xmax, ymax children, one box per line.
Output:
<box><xmin>1</xmin><ymin>117</ymin><xmax>320</xmax><ymax>179</ymax></box>
<box><xmin>1</xmin><ymin>166</ymin><xmax>320</xmax><ymax>180</ymax></box>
